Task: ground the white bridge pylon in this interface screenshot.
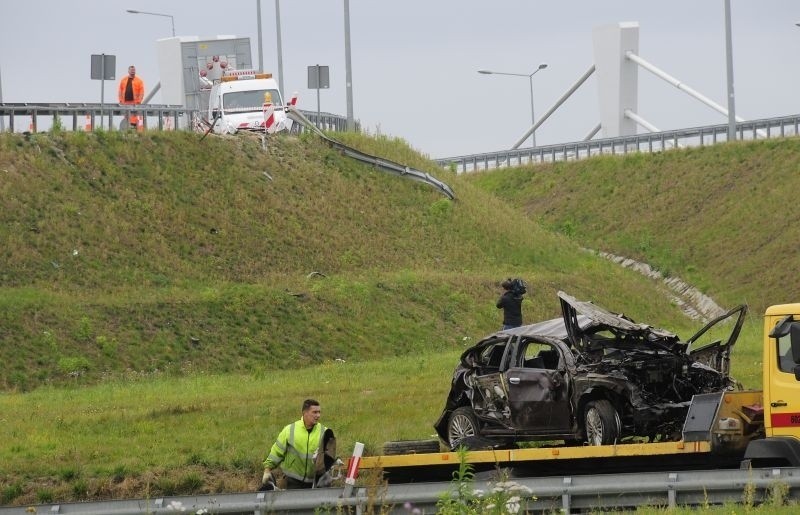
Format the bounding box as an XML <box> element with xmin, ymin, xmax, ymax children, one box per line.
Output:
<box><xmin>512</xmin><ymin>22</ymin><xmax>760</xmax><ymax>150</ymax></box>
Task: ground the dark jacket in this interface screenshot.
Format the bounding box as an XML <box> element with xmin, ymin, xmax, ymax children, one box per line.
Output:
<box><xmin>496</xmin><ymin>291</ymin><xmax>523</xmax><ymax>327</ymax></box>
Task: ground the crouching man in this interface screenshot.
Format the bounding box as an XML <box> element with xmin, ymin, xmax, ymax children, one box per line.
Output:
<box><xmin>261</xmin><ymin>398</ymin><xmax>336</xmax><ymax>490</ymax></box>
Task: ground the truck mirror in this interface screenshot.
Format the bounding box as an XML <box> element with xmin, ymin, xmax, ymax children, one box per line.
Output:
<box><xmin>769</xmin><ymin>315</ymin><xmax>794</xmax><ymax>339</ymax></box>
<box><xmin>212</xmin><ymin>108</ymin><xmax>220</xmax><ymax>119</ymax></box>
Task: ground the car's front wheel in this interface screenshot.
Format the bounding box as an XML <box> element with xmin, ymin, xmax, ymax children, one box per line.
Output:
<box><xmin>583</xmin><ymin>400</ymin><xmax>620</xmax><ymax>446</ymax></box>
<box><xmin>448</xmin><ymin>406</ymin><xmax>480</xmax><ymax>447</ymax></box>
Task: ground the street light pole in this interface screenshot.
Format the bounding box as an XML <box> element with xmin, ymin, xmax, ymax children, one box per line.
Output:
<box><xmin>723</xmin><ymin>0</ymin><xmax>736</xmax><ymax>142</ymax></box>
<box><xmin>479</xmin><ymin>63</ymin><xmax>548</xmax><ymax>147</ymax></box>
<box><xmin>275</xmin><ymin>0</ymin><xmax>285</xmax><ymax>96</ymax></box>
<box><xmin>343</xmin><ymin>0</ymin><xmax>354</xmax><ymax>131</ymax></box>
<box><xmin>256</xmin><ymin>0</ymin><xmax>264</xmax><ymax>73</ymax></box>
<box><xmin>125</xmin><ymin>9</ymin><xmax>176</xmax><ymax>37</ymax></box>
<box><xmin>527</xmin><ymin>74</ymin><xmax>536</xmax><ymax>146</ymax></box>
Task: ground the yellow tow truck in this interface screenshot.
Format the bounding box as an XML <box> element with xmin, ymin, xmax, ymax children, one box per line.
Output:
<box><xmin>359</xmin><ymin>303</ymin><xmax>800</xmax><ymax>482</ymax></box>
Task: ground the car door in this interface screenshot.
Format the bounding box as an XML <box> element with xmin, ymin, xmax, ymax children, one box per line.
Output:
<box><xmin>469</xmin><ymin>341</ymin><xmax>514</xmax><ymax>427</ymax></box>
<box><xmin>686</xmin><ymin>304</ymin><xmax>748</xmax><ymax>376</ymax></box>
<box><xmin>504</xmin><ymin>339</ymin><xmax>571</xmax><ymax>433</ymax></box>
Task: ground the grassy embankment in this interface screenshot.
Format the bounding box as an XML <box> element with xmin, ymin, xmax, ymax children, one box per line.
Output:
<box><xmin>462</xmin><ymin>138</ymin><xmax>800</xmax><ymax>315</ymax></box>
<box><xmin>0</xmin><ymin>129</ymin><xmax>788</xmax><ymax>507</ymax></box>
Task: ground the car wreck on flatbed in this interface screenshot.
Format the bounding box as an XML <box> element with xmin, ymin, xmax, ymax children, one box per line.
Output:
<box><xmin>434</xmin><ymin>291</ymin><xmax>747</xmax><ymax>449</ymax></box>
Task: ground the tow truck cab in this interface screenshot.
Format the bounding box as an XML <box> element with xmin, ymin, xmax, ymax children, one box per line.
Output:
<box><xmin>207</xmin><ymin>71</ymin><xmax>288</xmax><ymax>134</ymax></box>
<box><xmin>741</xmin><ymin>303</ymin><xmax>800</xmax><ymax>466</ymax></box>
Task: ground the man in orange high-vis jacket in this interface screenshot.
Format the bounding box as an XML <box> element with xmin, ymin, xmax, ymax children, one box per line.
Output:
<box><xmin>118</xmin><ymin>65</ymin><xmax>145</xmax><ymax>129</ymax></box>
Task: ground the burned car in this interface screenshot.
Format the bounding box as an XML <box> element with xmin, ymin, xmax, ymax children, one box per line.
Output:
<box><xmin>434</xmin><ymin>291</ymin><xmax>747</xmax><ymax>449</ymax></box>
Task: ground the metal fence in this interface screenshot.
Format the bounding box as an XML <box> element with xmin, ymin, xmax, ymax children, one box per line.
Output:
<box><xmin>0</xmin><ymin>103</ymin><xmax>352</xmax><ymax>134</ymax></box>
<box><xmin>436</xmin><ymin>114</ymin><xmax>800</xmax><ymax>173</ymax></box>
<box><xmin>1</xmin><ymin>466</ymin><xmax>798</xmax><ymax>514</ymax></box>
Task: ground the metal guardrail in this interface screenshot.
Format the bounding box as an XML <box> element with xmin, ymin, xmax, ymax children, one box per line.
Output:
<box><xmin>0</xmin><ymin>103</ymin><xmax>351</xmax><ymax>134</ymax></box>
<box><xmin>1</xmin><ymin>466</ymin><xmax>797</xmax><ymax>514</ymax></box>
<box><xmin>436</xmin><ymin>114</ymin><xmax>800</xmax><ymax>173</ymax></box>
<box><xmin>287</xmin><ymin>107</ymin><xmax>455</xmax><ymax>200</ymax></box>
<box><xmin>0</xmin><ymin>102</ymin><xmax>185</xmax><ymax>132</ymax></box>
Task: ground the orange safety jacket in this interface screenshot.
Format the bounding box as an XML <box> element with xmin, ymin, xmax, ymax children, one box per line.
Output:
<box><xmin>118</xmin><ymin>76</ymin><xmax>145</xmax><ymax>105</ymax></box>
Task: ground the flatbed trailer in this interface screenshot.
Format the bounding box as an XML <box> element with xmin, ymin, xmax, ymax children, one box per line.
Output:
<box><xmin>359</xmin><ymin>439</ymin><xmax>741</xmax><ymax>482</ymax></box>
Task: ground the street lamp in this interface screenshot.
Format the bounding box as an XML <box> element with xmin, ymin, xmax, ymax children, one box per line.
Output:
<box><xmin>126</xmin><ymin>9</ymin><xmax>176</xmax><ymax>37</ymax></box>
<box><xmin>479</xmin><ymin>63</ymin><xmax>548</xmax><ymax>147</ymax></box>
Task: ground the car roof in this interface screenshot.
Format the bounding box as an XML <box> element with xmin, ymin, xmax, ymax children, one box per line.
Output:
<box><xmin>491</xmin><ymin>314</ymin><xmax>594</xmax><ymax>340</ymax></box>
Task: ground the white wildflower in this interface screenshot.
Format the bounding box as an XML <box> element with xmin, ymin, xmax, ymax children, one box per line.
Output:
<box><xmin>505</xmin><ymin>497</ymin><xmax>521</xmax><ymax>514</ymax></box>
<box><xmin>166</xmin><ymin>500</ymin><xmax>186</xmax><ymax>512</ymax></box>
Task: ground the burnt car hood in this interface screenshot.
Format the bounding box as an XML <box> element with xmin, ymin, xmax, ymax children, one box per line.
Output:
<box><xmin>557</xmin><ymin>290</ymin><xmax>747</xmax><ymax>375</ymax></box>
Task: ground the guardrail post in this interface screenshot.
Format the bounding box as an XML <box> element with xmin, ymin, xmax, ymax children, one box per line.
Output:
<box><xmin>255</xmin><ymin>491</ymin><xmax>266</xmax><ymax>515</ymax></box>
<box><xmin>561</xmin><ymin>477</ymin><xmax>572</xmax><ymax>513</ymax></box>
<box><xmin>667</xmin><ymin>472</ymin><xmax>678</xmax><ymax>507</ymax></box>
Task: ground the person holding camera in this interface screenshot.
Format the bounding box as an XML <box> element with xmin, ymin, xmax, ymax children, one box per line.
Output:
<box><xmin>497</xmin><ymin>278</ymin><xmax>525</xmax><ymax>330</ymax></box>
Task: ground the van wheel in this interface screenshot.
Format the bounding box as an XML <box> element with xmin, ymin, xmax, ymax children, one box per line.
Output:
<box><xmin>382</xmin><ymin>439</ymin><xmax>441</xmax><ymax>455</ymax></box>
<box><xmin>583</xmin><ymin>400</ymin><xmax>620</xmax><ymax>445</ymax></box>
<box><xmin>448</xmin><ymin>407</ymin><xmax>480</xmax><ymax>447</ymax></box>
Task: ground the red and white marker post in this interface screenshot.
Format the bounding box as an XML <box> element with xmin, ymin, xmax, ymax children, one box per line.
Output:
<box><xmin>342</xmin><ymin>442</ymin><xmax>364</xmax><ymax>498</ymax></box>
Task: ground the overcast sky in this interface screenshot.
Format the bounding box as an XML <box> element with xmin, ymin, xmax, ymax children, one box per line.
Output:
<box><xmin>1</xmin><ymin>1</ymin><xmax>798</xmax><ymax>158</ymax></box>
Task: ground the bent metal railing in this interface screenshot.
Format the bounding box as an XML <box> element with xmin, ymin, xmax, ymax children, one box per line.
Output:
<box><xmin>0</xmin><ymin>103</ymin><xmax>351</xmax><ymax>134</ymax></box>
<box><xmin>436</xmin><ymin>114</ymin><xmax>800</xmax><ymax>173</ymax></box>
<box><xmin>287</xmin><ymin>107</ymin><xmax>455</xmax><ymax>200</ymax></box>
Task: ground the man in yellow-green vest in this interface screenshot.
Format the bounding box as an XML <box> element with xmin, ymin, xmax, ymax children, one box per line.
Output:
<box><xmin>261</xmin><ymin>398</ymin><xmax>335</xmax><ymax>489</ymax></box>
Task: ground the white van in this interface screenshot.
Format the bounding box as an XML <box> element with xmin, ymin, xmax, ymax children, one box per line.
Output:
<box><xmin>207</xmin><ymin>71</ymin><xmax>291</xmax><ymax>134</ymax></box>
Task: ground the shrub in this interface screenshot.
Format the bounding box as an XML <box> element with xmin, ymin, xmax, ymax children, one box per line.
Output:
<box><xmin>436</xmin><ymin>447</ymin><xmax>536</xmax><ymax>515</ymax></box>
<box><xmin>36</xmin><ymin>489</ymin><xmax>54</xmax><ymax>504</ymax></box>
<box><xmin>57</xmin><ymin>356</ymin><xmax>92</xmax><ymax>376</ymax></box>
<box><xmin>178</xmin><ymin>472</ymin><xmax>203</xmax><ymax>493</ymax></box>
<box><xmin>1</xmin><ymin>483</ymin><xmax>23</xmax><ymax>504</ymax></box>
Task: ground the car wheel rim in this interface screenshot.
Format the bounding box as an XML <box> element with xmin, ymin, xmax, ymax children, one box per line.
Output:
<box><xmin>586</xmin><ymin>408</ymin><xmax>603</xmax><ymax>445</ymax></box>
<box><xmin>449</xmin><ymin>414</ymin><xmax>476</xmax><ymax>443</ymax></box>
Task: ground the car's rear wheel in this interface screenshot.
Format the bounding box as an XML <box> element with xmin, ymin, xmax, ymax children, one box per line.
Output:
<box><xmin>583</xmin><ymin>400</ymin><xmax>620</xmax><ymax>446</ymax></box>
<box><xmin>448</xmin><ymin>407</ymin><xmax>480</xmax><ymax>447</ymax></box>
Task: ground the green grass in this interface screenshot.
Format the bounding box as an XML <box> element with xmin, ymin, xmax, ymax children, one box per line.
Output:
<box><xmin>0</xmin><ymin>130</ymin><xmax>700</xmax><ymax>391</ymax></box>
<box><xmin>0</xmin><ymin>352</ymin><xmax>457</xmax><ymax>503</ymax></box>
<box><xmin>461</xmin><ymin>137</ymin><xmax>800</xmax><ymax>315</ymax></box>
<box><xmin>0</xmin><ymin>128</ymin><xmax>793</xmax><ymax>508</ymax></box>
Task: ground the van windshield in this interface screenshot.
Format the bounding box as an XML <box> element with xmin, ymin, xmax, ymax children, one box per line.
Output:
<box><xmin>223</xmin><ymin>89</ymin><xmax>283</xmax><ymax>112</ymax></box>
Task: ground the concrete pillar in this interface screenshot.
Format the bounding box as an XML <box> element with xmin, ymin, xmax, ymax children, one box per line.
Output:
<box><xmin>592</xmin><ymin>22</ymin><xmax>639</xmax><ymax>138</ymax></box>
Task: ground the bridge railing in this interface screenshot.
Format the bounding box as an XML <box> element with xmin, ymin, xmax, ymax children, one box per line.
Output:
<box><xmin>436</xmin><ymin>114</ymin><xmax>800</xmax><ymax>173</ymax></box>
<box><xmin>0</xmin><ymin>103</ymin><xmax>352</xmax><ymax>134</ymax></box>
